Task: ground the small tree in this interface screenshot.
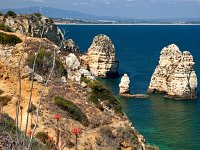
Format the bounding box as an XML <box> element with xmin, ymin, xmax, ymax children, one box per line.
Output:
<box><xmin>0</xmin><ymin>11</ymin><xmax>3</xmax><ymax>16</ymax></box>
<box><xmin>6</xmin><ymin>10</ymin><xmax>17</xmax><ymax>17</ymax></box>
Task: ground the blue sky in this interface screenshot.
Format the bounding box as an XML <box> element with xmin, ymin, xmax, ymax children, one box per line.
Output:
<box><xmin>0</xmin><ymin>0</ymin><xmax>200</xmax><ymax>19</ymax></box>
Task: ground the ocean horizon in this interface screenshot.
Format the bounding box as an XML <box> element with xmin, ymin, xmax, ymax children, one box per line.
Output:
<box><xmin>58</xmin><ymin>24</ymin><xmax>200</xmax><ymax>150</ymax></box>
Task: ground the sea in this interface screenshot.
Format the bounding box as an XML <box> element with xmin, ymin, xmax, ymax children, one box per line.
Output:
<box><xmin>57</xmin><ymin>24</ymin><xmax>200</xmax><ymax>150</ymax></box>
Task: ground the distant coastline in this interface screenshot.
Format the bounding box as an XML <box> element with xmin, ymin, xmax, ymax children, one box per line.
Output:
<box><xmin>55</xmin><ymin>23</ymin><xmax>200</xmax><ymax>25</ymax></box>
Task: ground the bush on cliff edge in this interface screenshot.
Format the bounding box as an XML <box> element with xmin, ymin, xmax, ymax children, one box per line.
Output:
<box><xmin>88</xmin><ymin>80</ymin><xmax>123</xmax><ymax>115</ymax></box>
<box><xmin>0</xmin><ymin>32</ymin><xmax>22</xmax><ymax>45</ymax></box>
<box><xmin>54</xmin><ymin>96</ymin><xmax>89</xmax><ymax>126</ymax></box>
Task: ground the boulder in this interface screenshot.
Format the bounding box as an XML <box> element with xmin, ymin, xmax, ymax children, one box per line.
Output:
<box><xmin>119</xmin><ymin>74</ymin><xmax>130</xmax><ymax>95</ymax></box>
<box><xmin>148</xmin><ymin>44</ymin><xmax>198</xmax><ymax>99</ymax></box>
<box><xmin>22</xmin><ymin>65</ymin><xmax>44</xmax><ymax>83</ymax></box>
<box><xmin>81</xmin><ymin>34</ymin><xmax>119</xmax><ymax>78</ymax></box>
<box><xmin>65</xmin><ymin>53</ymin><xmax>80</xmax><ymax>70</ymax></box>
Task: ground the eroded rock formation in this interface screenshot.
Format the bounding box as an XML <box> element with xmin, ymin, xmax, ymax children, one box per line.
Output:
<box><xmin>64</xmin><ymin>39</ymin><xmax>80</xmax><ymax>53</ymax></box>
<box><xmin>148</xmin><ymin>44</ymin><xmax>197</xmax><ymax>99</ymax></box>
<box><xmin>81</xmin><ymin>34</ymin><xmax>119</xmax><ymax>78</ymax></box>
<box><xmin>119</xmin><ymin>74</ymin><xmax>130</xmax><ymax>95</ymax></box>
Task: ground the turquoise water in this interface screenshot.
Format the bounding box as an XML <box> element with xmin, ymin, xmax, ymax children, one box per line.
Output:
<box><xmin>58</xmin><ymin>25</ymin><xmax>200</xmax><ymax>150</ymax></box>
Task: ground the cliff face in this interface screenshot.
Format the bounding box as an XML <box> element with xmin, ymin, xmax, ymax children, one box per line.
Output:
<box><xmin>81</xmin><ymin>34</ymin><xmax>119</xmax><ymax>78</ymax></box>
<box><xmin>148</xmin><ymin>44</ymin><xmax>197</xmax><ymax>99</ymax></box>
<box><xmin>0</xmin><ymin>14</ymin><xmax>63</xmax><ymax>46</ymax></box>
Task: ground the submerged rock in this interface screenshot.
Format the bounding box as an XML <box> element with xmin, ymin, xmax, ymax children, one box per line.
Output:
<box><xmin>64</xmin><ymin>39</ymin><xmax>80</xmax><ymax>53</ymax></box>
<box><xmin>81</xmin><ymin>34</ymin><xmax>119</xmax><ymax>78</ymax></box>
<box><xmin>119</xmin><ymin>74</ymin><xmax>130</xmax><ymax>95</ymax></box>
<box><xmin>148</xmin><ymin>44</ymin><xmax>197</xmax><ymax>99</ymax></box>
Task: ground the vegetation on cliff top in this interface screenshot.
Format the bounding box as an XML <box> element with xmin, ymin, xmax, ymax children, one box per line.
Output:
<box><xmin>0</xmin><ymin>32</ymin><xmax>22</xmax><ymax>45</ymax></box>
<box><xmin>4</xmin><ymin>10</ymin><xmax>17</xmax><ymax>18</ymax></box>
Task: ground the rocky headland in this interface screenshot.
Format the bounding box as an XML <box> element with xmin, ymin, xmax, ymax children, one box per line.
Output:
<box><xmin>0</xmin><ymin>12</ymin><xmax>157</xmax><ymax>150</ymax></box>
<box><xmin>148</xmin><ymin>44</ymin><xmax>197</xmax><ymax>100</ymax></box>
<box><xmin>81</xmin><ymin>34</ymin><xmax>119</xmax><ymax>78</ymax></box>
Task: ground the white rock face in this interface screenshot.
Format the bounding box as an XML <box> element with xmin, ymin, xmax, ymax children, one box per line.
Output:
<box><xmin>148</xmin><ymin>44</ymin><xmax>198</xmax><ymax>99</ymax></box>
<box><xmin>65</xmin><ymin>53</ymin><xmax>94</xmax><ymax>83</ymax></box>
<box><xmin>119</xmin><ymin>74</ymin><xmax>130</xmax><ymax>95</ymax></box>
<box><xmin>65</xmin><ymin>53</ymin><xmax>81</xmax><ymax>82</ymax></box>
<box><xmin>65</xmin><ymin>53</ymin><xmax>81</xmax><ymax>70</ymax></box>
<box><xmin>81</xmin><ymin>34</ymin><xmax>119</xmax><ymax>78</ymax></box>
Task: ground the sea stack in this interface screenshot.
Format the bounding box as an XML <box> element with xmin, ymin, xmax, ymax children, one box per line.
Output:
<box><xmin>119</xmin><ymin>74</ymin><xmax>130</xmax><ymax>95</ymax></box>
<box><xmin>81</xmin><ymin>34</ymin><xmax>119</xmax><ymax>78</ymax></box>
<box><xmin>148</xmin><ymin>44</ymin><xmax>198</xmax><ymax>99</ymax></box>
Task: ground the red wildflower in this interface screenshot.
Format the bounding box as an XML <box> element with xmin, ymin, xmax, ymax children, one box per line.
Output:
<box><xmin>28</xmin><ymin>130</ymin><xmax>34</xmax><ymax>137</ymax></box>
<box><xmin>71</xmin><ymin>128</ymin><xmax>81</xmax><ymax>135</ymax></box>
<box><xmin>54</xmin><ymin>114</ymin><xmax>61</xmax><ymax>120</ymax></box>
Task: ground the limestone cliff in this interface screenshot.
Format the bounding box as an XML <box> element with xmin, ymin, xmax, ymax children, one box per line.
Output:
<box><xmin>81</xmin><ymin>34</ymin><xmax>119</xmax><ymax>78</ymax></box>
<box><xmin>119</xmin><ymin>74</ymin><xmax>130</xmax><ymax>95</ymax></box>
<box><xmin>0</xmin><ymin>14</ymin><xmax>63</xmax><ymax>46</ymax></box>
<box><xmin>148</xmin><ymin>44</ymin><xmax>197</xmax><ymax>99</ymax></box>
<box><xmin>0</xmin><ymin>30</ymin><xmax>156</xmax><ymax>150</ymax></box>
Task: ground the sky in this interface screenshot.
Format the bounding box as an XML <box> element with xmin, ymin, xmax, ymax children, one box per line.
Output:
<box><xmin>0</xmin><ymin>0</ymin><xmax>200</xmax><ymax>19</ymax></box>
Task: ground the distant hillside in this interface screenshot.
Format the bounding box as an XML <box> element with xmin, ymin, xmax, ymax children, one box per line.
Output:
<box><xmin>1</xmin><ymin>7</ymin><xmax>200</xmax><ymax>24</ymax></box>
<box><xmin>1</xmin><ymin>7</ymin><xmax>101</xmax><ymax>21</ymax></box>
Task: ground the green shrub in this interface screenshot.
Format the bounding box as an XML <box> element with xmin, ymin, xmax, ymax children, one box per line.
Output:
<box><xmin>0</xmin><ymin>96</ymin><xmax>12</xmax><ymax>107</ymax></box>
<box><xmin>0</xmin><ymin>11</ymin><xmax>3</xmax><ymax>16</ymax></box>
<box><xmin>0</xmin><ymin>23</ymin><xmax>12</xmax><ymax>32</ymax></box>
<box><xmin>35</xmin><ymin>131</ymin><xmax>49</xmax><ymax>144</ymax></box>
<box><xmin>0</xmin><ymin>32</ymin><xmax>22</xmax><ymax>45</ymax></box>
<box><xmin>5</xmin><ymin>10</ymin><xmax>17</xmax><ymax>17</ymax></box>
<box><xmin>88</xmin><ymin>80</ymin><xmax>123</xmax><ymax>115</ymax></box>
<box><xmin>81</xmin><ymin>76</ymin><xmax>91</xmax><ymax>84</ymax></box>
<box><xmin>54</xmin><ymin>96</ymin><xmax>89</xmax><ymax>126</ymax></box>
<box><xmin>0</xmin><ymin>114</ymin><xmax>16</xmax><ymax>134</ymax></box>
<box><xmin>27</xmin><ymin>49</ymin><xmax>67</xmax><ymax>78</ymax></box>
